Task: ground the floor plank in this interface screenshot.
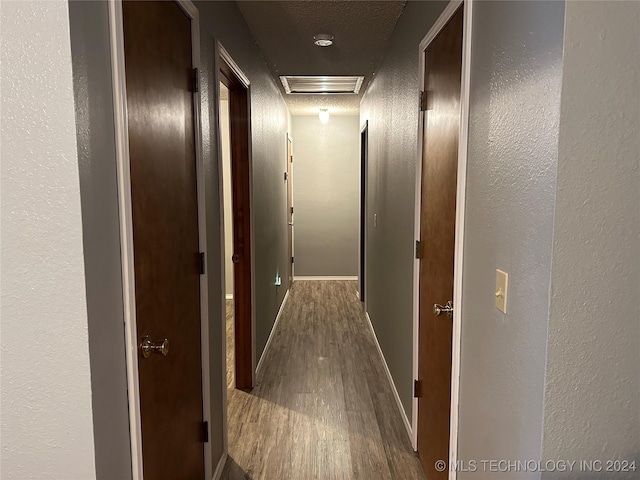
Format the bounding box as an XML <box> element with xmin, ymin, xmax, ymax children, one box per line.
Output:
<box><xmin>221</xmin><ymin>280</ymin><xmax>424</xmax><ymax>479</ymax></box>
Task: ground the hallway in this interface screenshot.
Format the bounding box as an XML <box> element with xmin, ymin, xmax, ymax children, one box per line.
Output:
<box><xmin>222</xmin><ymin>281</ymin><xmax>424</xmax><ymax>479</ymax></box>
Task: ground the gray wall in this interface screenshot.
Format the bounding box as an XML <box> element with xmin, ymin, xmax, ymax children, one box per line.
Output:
<box><xmin>456</xmin><ymin>2</ymin><xmax>565</xmax><ymax>477</ymax></box>
<box><xmin>68</xmin><ymin>2</ymin><xmax>132</xmax><ymax>479</ymax></box>
<box><xmin>542</xmin><ymin>2</ymin><xmax>640</xmax><ymax>477</ymax></box>
<box><xmin>360</xmin><ymin>0</ymin><xmax>447</xmax><ymax>417</ymax></box>
<box><xmin>291</xmin><ymin>115</ymin><xmax>360</xmax><ymax>277</ymax></box>
<box><xmin>67</xmin><ymin>0</ymin><xmax>290</xmax><ymax>474</ymax></box>
<box><xmin>195</xmin><ymin>0</ymin><xmax>291</xmax><ymax>468</ymax></box>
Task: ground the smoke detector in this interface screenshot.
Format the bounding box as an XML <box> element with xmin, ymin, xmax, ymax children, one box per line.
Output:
<box><xmin>313</xmin><ymin>34</ymin><xmax>334</xmax><ymax>47</ymax></box>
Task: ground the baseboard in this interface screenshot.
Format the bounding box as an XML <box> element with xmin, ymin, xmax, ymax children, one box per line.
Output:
<box><xmin>364</xmin><ymin>311</ymin><xmax>413</xmax><ymax>443</ymax></box>
<box><xmin>256</xmin><ymin>289</ymin><xmax>290</xmax><ymax>377</ymax></box>
<box><xmin>294</xmin><ymin>276</ymin><xmax>358</xmax><ymax>281</ymax></box>
<box><xmin>225</xmin><ymin>293</ymin><xmax>233</xmax><ymax>300</ymax></box>
<box><xmin>212</xmin><ymin>451</ymin><xmax>227</xmax><ymax>480</ymax></box>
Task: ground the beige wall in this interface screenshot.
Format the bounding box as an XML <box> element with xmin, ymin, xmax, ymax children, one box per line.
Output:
<box><xmin>220</xmin><ymin>88</ymin><xmax>234</xmax><ymax>297</ymax></box>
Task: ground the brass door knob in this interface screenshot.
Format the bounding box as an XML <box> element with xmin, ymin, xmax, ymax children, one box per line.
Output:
<box><xmin>140</xmin><ymin>336</ymin><xmax>169</xmax><ymax>358</ymax></box>
<box><xmin>433</xmin><ymin>301</ymin><xmax>453</xmax><ymax>318</ymax></box>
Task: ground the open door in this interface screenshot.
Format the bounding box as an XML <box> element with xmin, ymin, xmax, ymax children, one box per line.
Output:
<box><xmin>359</xmin><ymin>121</ymin><xmax>368</xmax><ymax>302</ymax></box>
<box><xmin>416</xmin><ymin>6</ymin><xmax>464</xmax><ymax>479</ymax></box>
<box><xmin>219</xmin><ymin>50</ymin><xmax>254</xmax><ymax>390</ymax></box>
<box><xmin>287</xmin><ymin>136</ymin><xmax>294</xmax><ymax>285</ymax></box>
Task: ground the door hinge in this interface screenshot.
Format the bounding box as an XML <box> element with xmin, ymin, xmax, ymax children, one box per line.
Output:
<box><xmin>414</xmin><ymin>379</ymin><xmax>421</xmax><ymax>398</ymax></box>
<box><xmin>291</xmin><ymin>256</ymin><xmax>294</xmax><ymax>264</ymax></box>
<box><xmin>284</xmin><ymin>171</ymin><xmax>288</xmax><ymax>181</ymax></box>
<box><xmin>420</xmin><ymin>90</ymin><xmax>429</xmax><ymax>111</ymax></box>
<box><xmin>199</xmin><ymin>252</ymin><xmax>205</xmax><ymax>274</ymax></box>
<box><xmin>193</xmin><ymin>68</ymin><xmax>199</xmax><ymax>93</ymax></box>
<box><xmin>415</xmin><ymin>240</ymin><xmax>421</xmax><ymax>259</ymax></box>
<box><xmin>202</xmin><ymin>420</ymin><xmax>209</xmax><ymax>443</ymax></box>
<box><xmin>291</xmin><ymin>206</ymin><xmax>294</xmax><ymax>215</ymax></box>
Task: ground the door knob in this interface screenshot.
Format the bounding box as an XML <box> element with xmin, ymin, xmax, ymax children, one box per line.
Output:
<box><xmin>232</xmin><ymin>253</ymin><xmax>240</xmax><ymax>264</ymax></box>
<box><xmin>433</xmin><ymin>301</ymin><xmax>453</xmax><ymax>318</ymax></box>
<box><xmin>140</xmin><ymin>336</ymin><xmax>169</xmax><ymax>358</ymax></box>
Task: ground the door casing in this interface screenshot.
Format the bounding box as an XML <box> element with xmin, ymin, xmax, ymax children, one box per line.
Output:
<box><xmin>217</xmin><ymin>44</ymin><xmax>256</xmax><ymax>392</ymax></box>
<box><xmin>411</xmin><ymin>1</ymin><xmax>474</xmax><ymax>479</ymax></box>
<box><xmin>108</xmin><ymin>1</ymin><xmax>212</xmax><ymax>479</ymax></box>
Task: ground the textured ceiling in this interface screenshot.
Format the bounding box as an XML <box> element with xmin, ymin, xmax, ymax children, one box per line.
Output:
<box><xmin>236</xmin><ymin>1</ymin><xmax>406</xmax><ymax>115</ymax></box>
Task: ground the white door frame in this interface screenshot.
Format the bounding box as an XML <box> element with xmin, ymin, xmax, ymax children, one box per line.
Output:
<box><xmin>358</xmin><ymin>120</ymin><xmax>369</xmax><ymax>309</ymax></box>
<box><xmin>286</xmin><ymin>133</ymin><xmax>295</xmax><ymax>282</ymax></box>
<box><xmin>411</xmin><ymin>1</ymin><xmax>473</xmax><ymax>478</ymax></box>
<box><xmin>214</xmin><ymin>40</ymin><xmax>257</xmax><ymax>463</ymax></box>
<box><xmin>108</xmin><ymin>1</ymin><xmax>212</xmax><ymax>479</ymax></box>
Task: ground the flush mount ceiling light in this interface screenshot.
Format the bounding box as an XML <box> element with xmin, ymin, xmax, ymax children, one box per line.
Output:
<box><xmin>279</xmin><ymin>75</ymin><xmax>365</xmax><ymax>95</ymax></box>
<box><xmin>313</xmin><ymin>33</ymin><xmax>333</xmax><ymax>47</ymax></box>
<box><xmin>319</xmin><ymin>108</ymin><xmax>330</xmax><ymax>124</ymax></box>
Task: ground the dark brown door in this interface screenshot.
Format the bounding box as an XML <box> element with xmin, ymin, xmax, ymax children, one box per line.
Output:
<box><xmin>220</xmin><ymin>58</ymin><xmax>253</xmax><ymax>390</ymax></box>
<box><xmin>417</xmin><ymin>6</ymin><xmax>463</xmax><ymax>479</ymax></box>
<box><xmin>287</xmin><ymin>138</ymin><xmax>294</xmax><ymax>285</ymax></box>
<box><xmin>123</xmin><ymin>2</ymin><xmax>205</xmax><ymax>478</ymax></box>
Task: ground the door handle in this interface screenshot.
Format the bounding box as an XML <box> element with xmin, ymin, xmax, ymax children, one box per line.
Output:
<box><xmin>288</xmin><ymin>222</ymin><xmax>294</xmax><ymax>226</ymax></box>
<box><xmin>433</xmin><ymin>301</ymin><xmax>453</xmax><ymax>318</ymax></box>
<box><xmin>140</xmin><ymin>336</ymin><xmax>169</xmax><ymax>358</ymax></box>
<box><xmin>232</xmin><ymin>253</ymin><xmax>240</xmax><ymax>264</ymax></box>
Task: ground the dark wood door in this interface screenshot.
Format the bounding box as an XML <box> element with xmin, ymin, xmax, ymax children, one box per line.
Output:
<box><xmin>359</xmin><ymin>123</ymin><xmax>368</xmax><ymax>302</ymax></box>
<box><xmin>123</xmin><ymin>2</ymin><xmax>205</xmax><ymax>478</ymax></box>
<box><xmin>287</xmin><ymin>138</ymin><xmax>294</xmax><ymax>285</ymax></box>
<box><xmin>417</xmin><ymin>7</ymin><xmax>463</xmax><ymax>479</ymax></box>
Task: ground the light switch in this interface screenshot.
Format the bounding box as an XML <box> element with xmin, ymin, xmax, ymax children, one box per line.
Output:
<box><xmin>374</xmin><ymin>213</ymin><xmax>378</xmax><ymax>228</ymax></box>
<box><xmin>495</xmin><ymin>269</ymin><xmax>508</xmax><ymax>313</ymax></box>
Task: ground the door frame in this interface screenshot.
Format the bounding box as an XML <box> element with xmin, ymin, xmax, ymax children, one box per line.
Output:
<box><xmin>286</xmin><ymin>133</ymin><xmax>294</xmax><ymax>284</ymax></box>
<box><xmin>359</xmin><ymin>121</ymin><xmax>369</xmax><ymax>307</ymax></box>
<box><xmin>108</xmin><ymin>1</ymin><xmax>212</xmax><ymax>479</ymax></box>
<box><xmin>411</xmin><ymin>1</ymin><xmax>473</xmax><ymax>478</ymax></box>
<box><xmin>215</xmin><ymin>42</ymin><xmax>256</xmax><ymax>393</ymax></box>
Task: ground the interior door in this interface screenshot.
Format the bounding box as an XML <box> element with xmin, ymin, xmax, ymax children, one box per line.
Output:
<box><xmin>123</xmin><ymin>2</ymin><xmax>205</xmax><ymax>478</ymax></box>
<box><xmin>359</xmin><ymin>123</ymin><xmax>368</xmax><ymax>302</ymax></box>
<box><xmin>287</xmin><ymin>137</ymin><xmax>294</xmax><ymax>285</ymax></box>
<box><xmin>416</xmin><ymin>6</ymin><xmax>463</xmax><ymax>479</ymax></box>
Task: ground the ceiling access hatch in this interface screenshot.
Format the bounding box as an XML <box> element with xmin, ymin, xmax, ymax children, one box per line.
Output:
<box><xmin>279</xmin><ymin>75</ymin><xmax>365</xmax><ymax>95</ymax></box>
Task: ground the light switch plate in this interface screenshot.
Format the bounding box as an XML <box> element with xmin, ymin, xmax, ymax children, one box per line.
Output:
<box><xmin>495</xmin><ymin>269</ymin><xmax>508</xmax><ymax>313</ymax></box>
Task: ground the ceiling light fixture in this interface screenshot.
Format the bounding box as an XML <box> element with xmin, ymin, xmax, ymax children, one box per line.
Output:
<box><xmin>313</xmin><ymin>34</ymin><xmax>333</xmax><ymax>47</ymax></box>
<box><xmin>319</xmin><ymin>108</ymin><xmax>330</xmax><ymax>124</ymax></box>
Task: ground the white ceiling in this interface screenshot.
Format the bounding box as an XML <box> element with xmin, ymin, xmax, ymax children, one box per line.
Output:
<box><xmin>236</xmin><ymin>1</ymin><xmax>406</xmax><ymax>116</ymax></box>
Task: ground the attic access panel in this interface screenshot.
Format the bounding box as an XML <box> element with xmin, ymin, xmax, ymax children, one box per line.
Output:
<box><xmin>279</xmin><ymin>75</ymin><xmax>365</xmax><ymax>94</ymax></box>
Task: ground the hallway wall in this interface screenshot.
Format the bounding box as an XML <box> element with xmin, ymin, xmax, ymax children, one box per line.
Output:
<box><xmin>456</xmin><ymin>1</ymin><xmax>565</xmax><ymax>474</ymax></box>
<box><xmin>1</xmin><ymin>1</ymin><xmax>97</xmax><ymax>478</ymax></box>
<box><xmin>195</xmin><ymin>0</ymin><xmax>291</xmax><ymax>469</ymax></box>
<box><xmin>360</xmin><ymin>0</ymin><xmax>448</xmax><ymax>419</ymax></box>
<box><xmin>291</xmin><ymin>115</ymin><xmax>360</xmax><ymax>277</ymax></box>
<box><xmin>542</xmin><ymin>1</ymin><xmax>640</xmax><ymax>472</ymax></box>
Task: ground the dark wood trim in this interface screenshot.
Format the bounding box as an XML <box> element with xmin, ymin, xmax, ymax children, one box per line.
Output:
<box><xmin>219</xmin><ymin>55</ymin><xmax>254</xmax><ymax>390</ymax></box>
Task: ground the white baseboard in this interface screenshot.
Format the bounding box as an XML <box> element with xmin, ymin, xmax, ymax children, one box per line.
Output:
<box><xmin>364</xmin><ymin>311</ymin><xmax>413</xmax><ymax>443</ymax></box>
<box><xmin>212</xmin><ymin>451</ymin><xmax>227</xmax><ymax>480</ymax></box>
<box><xmin>294</xmin><ymin>276</ymin><xmax>358</xmax><ymax>281</ymax></box>
<box><xmin>256</xmin><ymin>289</ymin><xmax>290</xmax><ymax>377</ymax></box>
<box><xmin>225</xmin><ymin>293</ymin><xmax>233</xmax><ymax>300</ymax></box>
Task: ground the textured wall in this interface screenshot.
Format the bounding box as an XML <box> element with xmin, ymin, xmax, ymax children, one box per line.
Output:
<box><xmin>67</xmin><ymin>2</ymin><xmax>132</xmax><ymax>479</ymax></box>
<box><xmin>292</xmin><ymin>115</ymin><xmax>360</xmax><ymax>277</ymax></box>
<box><xmin>456</xmin><ymin>2</ymin><xmax>565</xmax><ymax>477</ymax></box>
<box><xmin>360</xmin><ymin>0</ymin><xmax>447</xmax><ymax>418</ymax></box>
<box><xmin>0</xmin><ymin>1</ymin><xmax>97</xmax><ymax>478</ymax></box>
<box><xmin>542</xmin><ymin>2</ymin><xmax>640</xmax><ymax>477</ymax></box>
<box><xmin>195</xmin><ymin>0</ymin><xmax>291</xmax><ymax>468</ymax></box>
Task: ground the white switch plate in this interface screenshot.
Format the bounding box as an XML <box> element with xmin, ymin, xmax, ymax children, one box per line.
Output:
<box><xmin>495</xmin><ymin>269</ymin><xmax>508</xmax><ymax>313</ymax></box>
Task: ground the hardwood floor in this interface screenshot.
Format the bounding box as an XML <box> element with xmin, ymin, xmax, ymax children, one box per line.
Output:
<box><xmin>221</xmin><ymin>280</ymin><xmax>425</xmax><ymax>480</ymax></box>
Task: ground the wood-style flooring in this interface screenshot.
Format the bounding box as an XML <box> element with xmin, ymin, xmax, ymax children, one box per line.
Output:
<box><xmin>221</xmin><ymin>280</ymin><xmax>425</xmax><ymax>480</ymax></box>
